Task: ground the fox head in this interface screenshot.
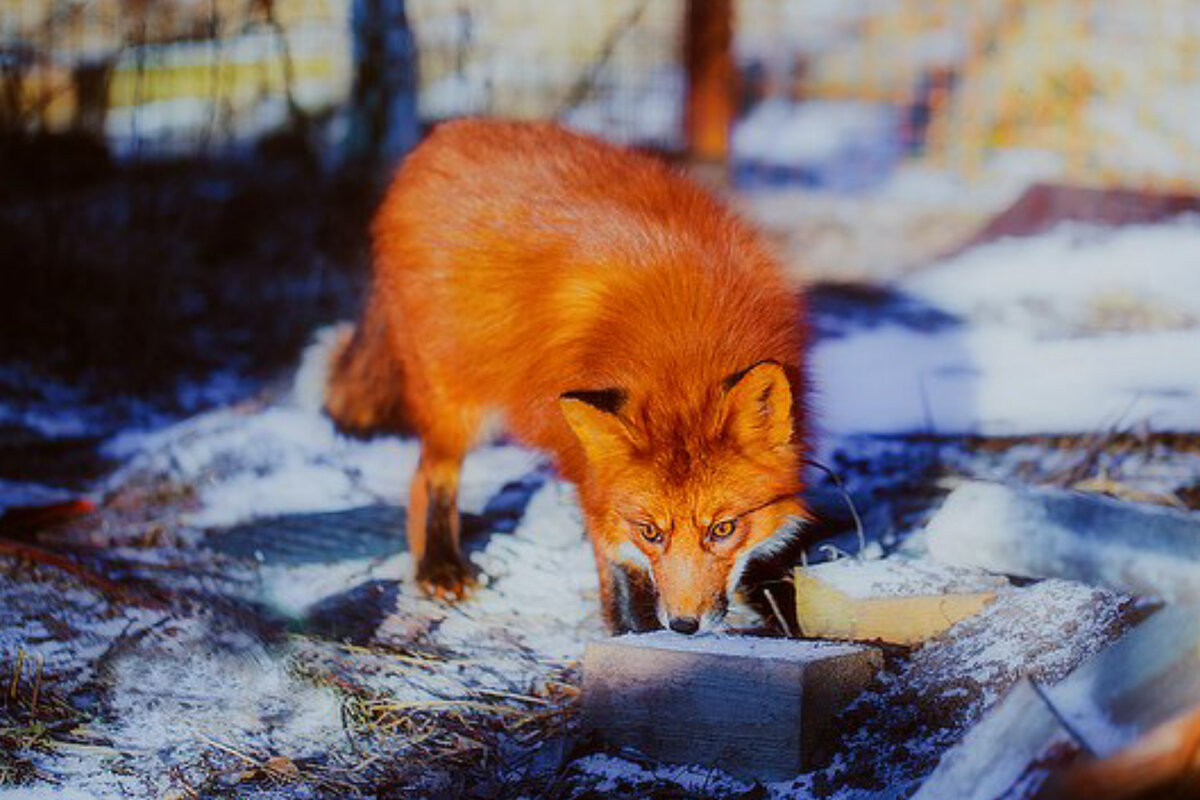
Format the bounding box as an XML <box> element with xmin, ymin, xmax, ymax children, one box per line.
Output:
<box><xmin>561</xmin><ymin>360</ymin><xmax>807</xmax><ymax>634</ymax></box>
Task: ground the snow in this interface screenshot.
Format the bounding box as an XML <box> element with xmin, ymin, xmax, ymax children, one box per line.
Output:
<box><xmin>812</xmin><ymin>220</ymin><xmax>1200</xmax><ymax>436</ymax></box>
<box><xmin>0</xmin><ymin>362</ymin><xmax>254</xmax><ymax>442</ymax></box>
<box><xmin>562</xmin><ymin>69</ymin><xmax>684</xmax><ymax>149</ymax></box>
<box><xmin>1</xmin><ymin>334</ymin><xmax>1157</xmax><ymax>798</ymax></box>
<box><xmin>568</xmin><ymin>753</ymin><xmax>752</xmax><ymax>797</ymax></box>
<box><xmin>104</xmin><ymin>401</ymin><xmax>539</xmax><ymax>529</ymax></box>
<box><xmin>7</xmin><ymin>183</ymin><xmax>1200</xmax><ymax>796</ymax></box>
<box><xmin>813</xmin><ymin>324</ymin><xmax>1200</xmax><ymax>436</ymax></box>
<box><xmin>912</xmin><ymin>679</ymin><xmax>1073</xmax><ymax>800</ymax></box>
<box><xmin>801</xmin><ymin>556</ymin><xmax>1007</xmax><ymax>599</ymax></box>
<box><xmin>732</xmin><ymin>99</ymin><xmax>901</xmax><ymax>189</ymax></box>
<box><xmin>904</xmin><ymin>220</ymin><xmax>1200</xmax><ymax>332</ymax></box>
<box><xmin>415</xmin><ymin>479</ymin><xmax>600</xmax><ymax>662</ymax></box>
<box><xmin>102</xmin><ymin>414</ymin><xmax>599</xmax><ymax>664</ymax></box>
<box><xmin>0</xmin><ymin>789</ymin><xmax>101</xmax><ymax>800</ymax></box>
<box><xmin>925</xmin><ymin>481</ymin><xmax>1200</xmax><ymax>605</ymax></box>
<box><xmin>258</xmin><ymin>553</ymin><xmax>411</xmax><ymax>618</ymax></box>
<box><xmin>614</xmin><ymin>630</ymin><xmax>865</xmax><ymax>662</ymax></box>
<box><xmin>107</xmin><ymin>627</ymin><xmax>343</xmax><ymax>761</ymax></box>
<box><xmin>913</xmin><ymin>580</ymin><xmax>1132</xmax><ymax>709</ymax></box>
<box><xmin>0</xmin><ymin>478</ymin><xmax>75</xmax><ymax>515</ymax></box>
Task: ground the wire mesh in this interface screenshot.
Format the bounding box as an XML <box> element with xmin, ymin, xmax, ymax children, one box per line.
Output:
<box><xmin>734</xmin><ymin>0</ymin><xmax>1200</xmax><ymax>192</ymax></box>
<box><xmin>2</xmin><ymin>0</ymin><xmax>1200</xmax><ymax>192</ymax></box>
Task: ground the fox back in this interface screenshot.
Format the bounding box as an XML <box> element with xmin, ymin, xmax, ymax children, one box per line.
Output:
<box><xmin>331</xmin><ymin>119</ymin><xmax>808</xmax><ymax>632</ymax></box>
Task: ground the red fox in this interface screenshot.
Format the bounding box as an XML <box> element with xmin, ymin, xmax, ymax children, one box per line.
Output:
<box><xmin>324</xmin><ymin>119</ymin><xmax>808</xmax><ymax>634</ymax></box>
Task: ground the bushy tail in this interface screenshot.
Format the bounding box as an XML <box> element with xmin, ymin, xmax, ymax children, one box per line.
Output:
<box><xmin>294</xmin><ymin>293</ymin><xmax>410</xmax><ymax>437</ymax></box>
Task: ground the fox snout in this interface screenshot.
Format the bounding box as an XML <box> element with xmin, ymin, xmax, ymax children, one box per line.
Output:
<box><xmin>658</xmin><ymin>601</ymin><xmax>728</xmax><ymax>635</ymax></box>
<box><xmin>653</xmin><ymin>565</ymin><xmax>731</xmax><ymax>635</ymax></box>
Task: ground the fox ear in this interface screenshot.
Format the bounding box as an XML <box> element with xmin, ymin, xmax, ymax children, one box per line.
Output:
<box><xmin>720</xmin><ymin>361</ymin><xmax>793</xmax><ymax>450</ymax></box>
<box><xmin>559</xmin><ymin>389</ymin><xmax>633</xmax><ymax>464</ymax></box>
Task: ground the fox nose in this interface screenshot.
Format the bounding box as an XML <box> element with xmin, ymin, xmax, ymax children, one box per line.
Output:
<box><xmin>668</xmin><ymin>616</ymin><xmax>700</xmax><ymax>635</ymax></box>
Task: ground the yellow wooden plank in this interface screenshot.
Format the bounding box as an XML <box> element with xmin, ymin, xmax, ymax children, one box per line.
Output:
<box><xmin>794</xmin><ymin>566</ymin><xmax>996</xmax><ymax>646</ymax></box>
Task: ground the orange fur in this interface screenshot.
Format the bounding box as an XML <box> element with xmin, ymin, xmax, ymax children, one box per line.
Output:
<box><xmin>327</xmin><ymin>119</ymin><xmax>808</xmax><ymax>632</ymax></box>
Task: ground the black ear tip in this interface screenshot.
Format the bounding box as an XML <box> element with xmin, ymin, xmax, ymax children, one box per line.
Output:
<box><xmin>560</xmin><ymin>388</ymin><xmax>627</xmax><ymax>415</ymax></box>
<box><xmin>722</xmin><ymin>359</ymin><xmax>783</xmax><ymax>391</ymax></box>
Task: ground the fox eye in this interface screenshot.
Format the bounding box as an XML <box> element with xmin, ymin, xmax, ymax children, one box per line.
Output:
<box><xmin>709</xmin><ymin>519</ymin><xmax>737</xmax><ymax>540</ymax></box>
<box><xmin>635</xmin><ymin>522</ymin><xmax>663</xmax><ymax>544</ymax></box>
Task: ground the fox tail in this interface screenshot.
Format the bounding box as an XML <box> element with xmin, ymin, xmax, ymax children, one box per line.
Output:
<box><xmin>293</xmin><ymin>293</ymin><xmax>410</xmax><ymax>437</ymax></box>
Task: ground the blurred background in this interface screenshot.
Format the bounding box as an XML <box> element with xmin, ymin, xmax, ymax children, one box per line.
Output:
<box><xmin>9</xmin><ymin>0</ymin><xmax>1200</xmax><ymax>182</ymax></box>
<box><xmin>4</xmin><ymin>9</ymin><xmax>1200</xmax><ymax>794</ymax></box>
<box><xmin>4</xmin><ymin>0</ymin><xmax>1200</xmax><ymax>481</ymax></box>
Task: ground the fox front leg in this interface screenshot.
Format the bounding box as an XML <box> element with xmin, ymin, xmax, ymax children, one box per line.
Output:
<box><xmin>594</xmin><ymin>553</ymin><xmax>661</xmax><ymax>634</ymax></box>
<box><xmin>408</xmin><ymin>448</ymin><xmax>476</xmax><ymax>600</ymax></box>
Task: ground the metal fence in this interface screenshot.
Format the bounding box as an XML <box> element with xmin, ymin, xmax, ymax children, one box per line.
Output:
<box><xmin>409</xmin><ymin>0</ymin><xmax>685</xmax><ymax>150</ymax></box>
<box><xmin>733</xmin><ymin>0</ymin><xmax>1200</xmax><ymax>192</ymax></box>
<box><xmin>0</xmin><ymin>0</ymin><xmax>357</xmax><ymax>158</ymax></box>
<box><xmin>4</xmin><ymin>0</ymin><xmax>1200</xmax><ymax>191</ymax></box>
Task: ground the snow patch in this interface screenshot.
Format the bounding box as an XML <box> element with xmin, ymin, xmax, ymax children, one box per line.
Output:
<box><xmin>569</xmin><ymin>753</ymin><xmax>752</xmax><ymax>797</ymax></box>
<box><xmin>905</xmin><ymin>220</ymin><xmax>1200</xmax><ymax>334</ymax></box>
<box><xmin>812</xmin><ymin>221</ymin><xmax>1200</xmax><ymax>436</ymax></box>
<box><xmin>0</xmin><ymin>479</ymin><xmax>77</xmax><ymax>516</ymax></box>
<box><xmin>290</xmin><ymin>322</ymin><xmax>352</xmax><ymax>416</ymax></box>
<box><xmin>105</xmin><ymin>402</ymin><xmax>542</xmax><ymax>529</ymax></box>
<box><xmin>800</xmin><ymin>556</ymin><xmax>1008</xmax><ymax>599</ymax></box>
<box><xmin>615</xmin><ymin>630</ymin><xmax>866</xmax><ymax>662</ymax></box>
<box><xmin>813</xmin><ymin>325</ymin><xmax>1200</xmax><ymax>435</ymax></box>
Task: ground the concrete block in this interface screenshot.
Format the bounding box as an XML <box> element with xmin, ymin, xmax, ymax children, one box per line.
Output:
<box><xmin>581</xmin><ymin>632</ymin><xmax>882</xmax><ymax>781</ymax></box>
<box><xmin>926</xmin><ymin>481</ymin><xmax>1200</xmax><ymax>603</ymax></box>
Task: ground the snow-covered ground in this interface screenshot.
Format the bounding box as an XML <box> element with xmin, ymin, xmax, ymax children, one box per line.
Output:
<box><xmin>732</xmin><ymin>99</ymin><xmax>902</xmax><ymax>190</ymax></box>
<box><xmin>735</xmin><ymin>154</ymin><xmax>1059</xmax><ymax>282</ymax></box>
<box><xmin>812</xmin><ymin>219</ymin><xmax>1200</xmax><ymax>437</ymax></box>
<box><xmin>3</xmin><ymin>203</ymin><xmax>1199</xmax><ymax>796</ymax></box>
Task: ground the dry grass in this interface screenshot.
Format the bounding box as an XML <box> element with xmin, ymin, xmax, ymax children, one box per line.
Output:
<box><xmin>0</xmin><ymin>649</ymin><xmax>87</xmax><ymax>786</ymax></box>
<box><xmin>258</xmin><ymin>639</ymin><xmax>583</xmax><ymax>794</ymax></box>
<box><xmin>146</xmin><ymin>639</ymin><xmax>583</xmax><ymax>797</ymax></box>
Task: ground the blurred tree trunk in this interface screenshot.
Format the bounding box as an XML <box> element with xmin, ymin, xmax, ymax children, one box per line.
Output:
<box><xmin>684</xmin><ymin>0</ymin><xmax>732</xmax><ymax>163</ymax></box>
<box><xmin>71</xmin><ymin>59</ymin><xmax>115</xmax><ymax>141</ymax></box>
<box><xmin>344</xmin><ymin>0</ymin><xmax>419</xmax><ymax>175</ymax></box>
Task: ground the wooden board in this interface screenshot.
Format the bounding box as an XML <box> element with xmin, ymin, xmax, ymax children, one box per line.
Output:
<box><xmin>794</xmin><ymin>560</ymin><xmax>1001</xmax><ymax>645</ymax></box>
<box><xmin>915</xmin><ymin>604</ymin><xmax>1200</xmax><ymax>799</ymax></box>
<box><xmin>927</xmin><ymin>481</ymin><xmax>1200</xmax><ymax>604</ymax></box>
<box><xmin>581</xmin><ymin>633</ymin><xmax>882</xmax><ymax>781</ymax></box>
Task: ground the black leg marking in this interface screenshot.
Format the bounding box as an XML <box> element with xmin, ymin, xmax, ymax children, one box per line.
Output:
<box><xmin>418</xmin><ymin>489</ymin><xmax>458</xmax><ymax>571</ymax></box>
<box><xmin>416</xmin><ymin>488</ymin><xmax>473</xmax><ymax>593</ymax></box>
<box><xmin>612</xmin><ymin>563</ymin><xmax>661</xmax><ymax>633</ymax></box>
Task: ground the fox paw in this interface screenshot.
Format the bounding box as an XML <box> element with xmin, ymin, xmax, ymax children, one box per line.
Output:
<box><xmin>416</xmin><ymin>557</ymin><xmax>477</xmax><ymax>602</ymax></box>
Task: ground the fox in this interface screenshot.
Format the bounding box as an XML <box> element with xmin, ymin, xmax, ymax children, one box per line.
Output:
<box><xmin>323</xmin><ymin>119</ymin><xmax>808</xmax><ymax>635</ymax></box>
